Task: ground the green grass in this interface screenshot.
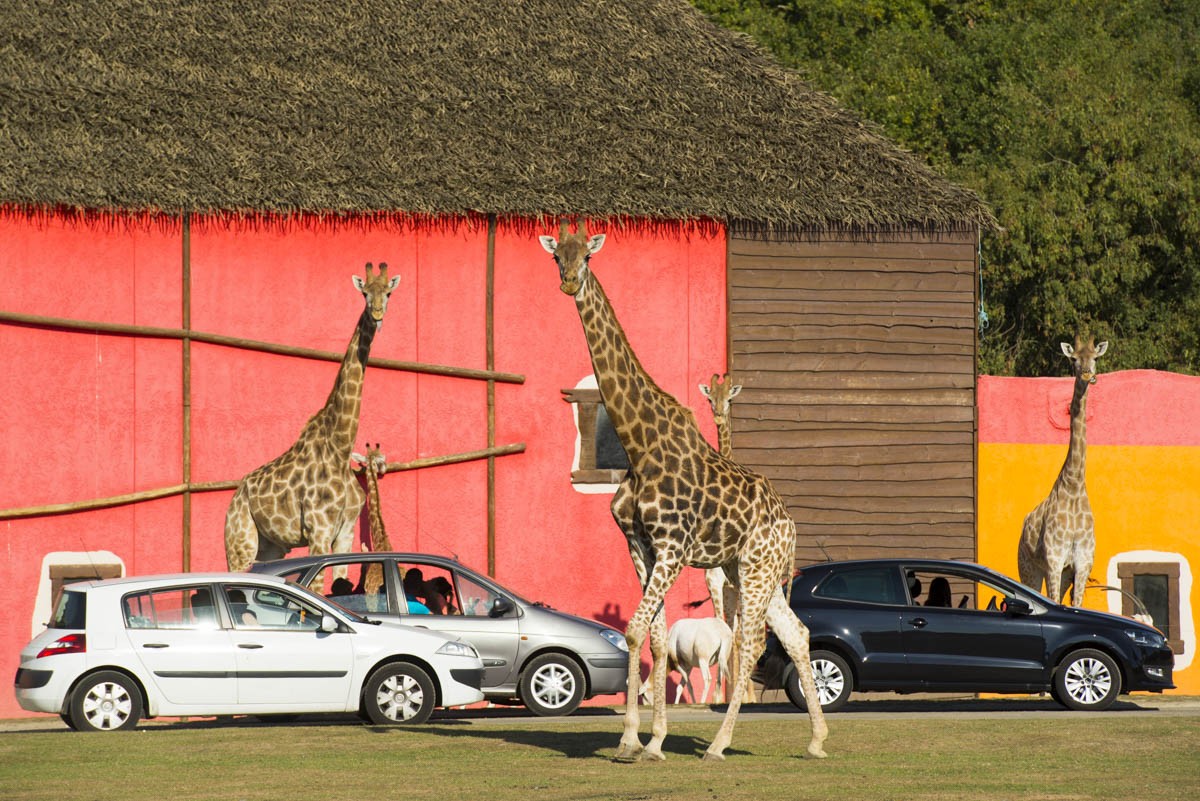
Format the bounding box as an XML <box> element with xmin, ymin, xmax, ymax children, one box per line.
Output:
<box><xmin>1</xmin><ymin>710</ymin><xmax>1197</xmax><ymax>801</ymax></box>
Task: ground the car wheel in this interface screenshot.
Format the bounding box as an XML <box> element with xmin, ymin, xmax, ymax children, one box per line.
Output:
<box><xmin>363</xmin><ymin>663</ymin><xmax>437</xmax><ymax>725</ymax></box>
<box><xmin>69</xmin><ymin>670</ymin><xmax>143</xmax><ymax>732</ymax></box>
<box><xmin>519</xmin><ymin>653</ymin><xmax>586</xmax><ymax>716</ymax></box>
<box><xmin>1053</xmin><ymin>648</ymin><xmax>1122</xmax><ymax>711</ymax></box>
<box><xmin>58</xmin><ymin>712</ymin><xmax>78</xmax><ymax>730</ymax></box>
<box><xmin>785</xmin><ymin>650</ymin><xmax>853</xmax><ymax>712</ymax></box>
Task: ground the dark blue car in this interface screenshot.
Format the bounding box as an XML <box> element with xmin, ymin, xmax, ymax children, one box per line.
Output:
<box><xmin>755</xmin><ymin>559</ymin><xmax>1175</xmax><ymax>711</ymax></box>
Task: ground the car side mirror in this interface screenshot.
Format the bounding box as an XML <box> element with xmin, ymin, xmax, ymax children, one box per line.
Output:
<box><xmin>320</xmin><ymin>615</ymin><xmax>338</xmax><ymax>633</ymax></box>
<box><xmin>1001</xmin><ymin>597</ymin><xmax>1032</xmax><ymax>616</ymax></box>
<box><xmin>489</xmin><ymin>597</ymin><xmax>514</xmax><ymax>618</ymax></box>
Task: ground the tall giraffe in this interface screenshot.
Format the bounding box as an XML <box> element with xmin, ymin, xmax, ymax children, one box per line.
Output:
<box><xmin>224</xmin><ymin>263</ymin><xmax>401</xmax><ymax>578</ymax></box>
<box><xmin>352</xmin><ymin>444</ymin><xmax>390</xmax><ymax>611</ymax></box>
<box><xmin>1018</xmin><ymin>335</ymin><xmax>1108</xmax><ymax>607</ymax></box>
<box><xmin>540</xmin><ymin>222</ymin><xmax>828</xmax><ymax>762</ymax></box>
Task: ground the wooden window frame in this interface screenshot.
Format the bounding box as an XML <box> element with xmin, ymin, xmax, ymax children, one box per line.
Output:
<box><xmin>1117</xmin><ymin>562</ymin><xmax>1184</xmax><ymax>654</ymax></box>
<box><xmin>561</xmin><ymin>387</ymin><xmax>627</xmax><ymax>485</ymax></box>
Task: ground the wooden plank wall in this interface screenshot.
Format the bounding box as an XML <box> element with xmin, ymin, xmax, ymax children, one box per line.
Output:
<box><xmin>728</xmin><ymin>229</ymin><xmax>978</xmax><ymax>566</ymax></box>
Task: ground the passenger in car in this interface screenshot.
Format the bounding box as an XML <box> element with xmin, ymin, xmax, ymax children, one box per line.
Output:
<box><xmin>426</xmin><ymin>576</ymin><xmax>458</xmax><ymax>615</ymax></box>
<box><xmin>925</xmin><ymin>577</ymin><xmax>952</xmax><ymax>607</ymax></box>
<box><xmin>907</xmin><ymin>574</ymin><xmax>923</xmax><ymax>605</ymax></box>
<box><xmin>402</xmin><ymin>569</ymin><xmax>432</xmax><ymax>615</ymax></box>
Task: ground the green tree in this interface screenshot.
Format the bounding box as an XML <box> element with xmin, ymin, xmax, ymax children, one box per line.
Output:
<box><xmin>693</xmin><ymin>0</ymin><xmax>1200</xmax><ymax>375</ymax></box>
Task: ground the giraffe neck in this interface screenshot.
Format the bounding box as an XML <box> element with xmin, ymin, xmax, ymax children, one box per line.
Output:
<box><xmin>1056</xmin><ymin>375</ymin><xmax>1090</xmax><ymax>491</ymax></box>
<box><xmin>365</xmin><ymin>465</ymin><xmax>390</xmax><ymax>551</ymax></box>
<box><xmin>575</xmin><ymin>272</ymin><xmax>684</xmax><ymax>466</ymax></box>
<box><xmin>309</xmin><ymin>308</ymin><xmax>376</xmax><ymax>455</ymax></box>
<box><xmin>716</xmin><ymin>418</ymin><xmax>731</xmax><ymax>458</ymax></box>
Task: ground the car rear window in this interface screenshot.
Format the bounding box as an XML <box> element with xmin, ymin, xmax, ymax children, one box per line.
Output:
<box><xmin>50</xmin><ymin>589</ymin><xmax>87</xmax><ymax>629</ymax></box>
<box><xmin>814</xmin><ymin>567</ymin><xmax>906</xmax><ymax>605</ymax></box>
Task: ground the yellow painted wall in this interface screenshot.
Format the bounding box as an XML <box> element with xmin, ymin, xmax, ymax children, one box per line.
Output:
<box><xmin>979</xmin><ymin>443</ymin><xmax>1198</xmax><ymax>693</ymax></box>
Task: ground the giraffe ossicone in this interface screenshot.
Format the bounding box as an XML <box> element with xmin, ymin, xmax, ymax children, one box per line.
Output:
<box><xmin>541</xmin><ymin>223</ymin><xmax>828</xmax><ymax>762</ymax></box>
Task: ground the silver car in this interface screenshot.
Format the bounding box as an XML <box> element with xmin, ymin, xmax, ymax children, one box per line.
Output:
<box><xmin>251</xmin><ymin>552</ymin><xmax>629</xmax><ymax>715</ymax></box>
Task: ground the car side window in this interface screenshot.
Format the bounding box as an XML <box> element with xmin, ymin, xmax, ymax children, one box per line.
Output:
<box><xmin>226</xmin><ymin>585</ymin><xmax>326</xmax><ymax>631</ymax></box>
<box><xmin>456</xmin><ymin>573</ymin><xmax>503</xmax><ymax>617</ymax></box>
<box><xmin>814</xmin><ymin>567</ymin><xmax>905</xmax><ymax>605</ymax></box>
<box><xmin>306</xmin><ymin>561</ymin><xmax>393</xmax><ymax>614</ymax></box>
<box><xmin>123</xmin><ymin>587</ymin><xmax>219</xmax><ymax>630</ymax></box>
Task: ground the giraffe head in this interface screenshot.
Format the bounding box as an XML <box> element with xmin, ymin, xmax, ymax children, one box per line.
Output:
<box><xmin>1060</xmin><ymin>335</ymin><xmax>1109</xmax><ymax>384</ymax></box>
<box><xmin>351</xmin><ymin>443</ymin><xmax>387</xmax><ymax>476</ymax></box>
<box><xmin>351</xmin><ymin>263</ymin><xmax>401</xmax><ymax>326</ymax></box>
<box><xmin>699</xmin><ymin>373</ymin><xmax>742</xmax><ymax>427</ymax></box>
<box><xmin>538</xmin><ymin>219</ymin><xmax>606</xmax><ymax>296</ymax></box>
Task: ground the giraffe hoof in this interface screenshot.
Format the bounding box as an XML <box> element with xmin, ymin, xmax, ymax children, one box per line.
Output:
<box><xmin>613</xmin><ymin>743</ymin><xmax>644</xmax><ymax>763</ymax></box>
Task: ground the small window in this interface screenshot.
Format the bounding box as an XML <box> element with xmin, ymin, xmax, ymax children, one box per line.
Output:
<box><xmin>306</xmin><ymin>561</ymin><xmax>392</xmax><ymax>614</ymax></box>
<box><xmin>1118</xmin><ymin>562</ymin><xmax>1184</xmax><ymax>654</ymax></box>
<box><xmin>123</xmin><ymin>587</ymin><xmax>219</xmax><ymax>630</ymax></box>
<box><xmin>562</xmin><ymin>385</ymin><xmax>629</xmax><ymax>486</ymax></box>
<box><xmin>815</xmin><ymin>567</ymin><xmax>905</xmax><ymax>605</ymax></box>
<box><xmin>50</xmin><ymin>590</ymin><xmax>87</xmax><ymax>630</ymax></box>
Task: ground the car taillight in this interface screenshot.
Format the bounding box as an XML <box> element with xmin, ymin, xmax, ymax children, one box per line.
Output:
<box><xmin>37</xmin><ymin>633</ymin><xmax>86</xmax><ymax>658</ymax></box>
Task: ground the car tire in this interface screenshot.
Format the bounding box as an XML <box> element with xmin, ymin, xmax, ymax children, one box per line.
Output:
<box><xmin>1053</xmin><ymin>648</ymin><xmax>1122</xmax><ymax>711</ymax></box>
<box><xmin>363</xmin><ymin>662</ymin><xmax>437</xmax><ymax>725</ymax></box>
<box><xmin>69</xmin><ymin>670</ymin><xmax>143</xmax><ymax>732</ymax></box>
<box><xmin>519</xmin><ymin>653</ymin><xmax>586</xmax><ymax>716</ymax></box>
<box><xmin>785</xmin><ymin>650</ymin><xmax>853</xmax><ymax>712</ymax></box>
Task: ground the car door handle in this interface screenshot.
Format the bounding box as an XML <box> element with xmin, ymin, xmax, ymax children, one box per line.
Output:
<box><xmin>142</xmin><ymin>643</ymin><xmax>169</xmax><ymax>649</ymax></box>
<box><xmin>908</xmin><ymin>617</ymin><xmax>928</xmax><ymax>629</ymax></box>
<box><xmin>238</xmin><ymin>643</ymin><xmax>264</xmax><ymax>649</ymax></box>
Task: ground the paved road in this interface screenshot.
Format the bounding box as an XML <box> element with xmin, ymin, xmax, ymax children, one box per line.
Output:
<box><xmin>4</xmin><ymin>694</ymin><xmax>1196</xmax><ymax>732</ymax></box>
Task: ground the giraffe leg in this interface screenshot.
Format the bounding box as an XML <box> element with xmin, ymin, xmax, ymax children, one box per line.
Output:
<box><xmin>616</xmin><ymin>555</ymin><xmax>682</xmax><ymax>763</ymax></box>
<box><xmin>1070</xmin><ymin>557</ymin><xmax>1092</xmax><ymax>608</ymax></box>
<box><xmin>764</xmin><ymin>588</ymin><xmax>828</xmax><ymax>758</ymax></box>
<box><xmin>703</xmin><ymin>578</ymin><xmax>769</xmax><ymax>761</ymax></box>
<box><xmin>1044</xmin><ymin>561</ymin><xmax>1064</xmax><ymax>606</ymax></box>
<box><xmin>223</xmin><ymin>487</ymin><xmax>258</xmax><ymax>572</ymax></box>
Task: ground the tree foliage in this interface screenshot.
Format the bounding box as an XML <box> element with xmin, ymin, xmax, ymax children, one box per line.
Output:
<box><xmin>692</xmin><ymin>0</ymin><xmax>1200</xmax><ymax>375</ymax></box>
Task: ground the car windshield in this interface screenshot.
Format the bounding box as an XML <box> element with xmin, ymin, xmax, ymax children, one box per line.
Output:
<box><xmin>279</xmin><ymin>579</ymin><xmax>370</xmax><ymax>623</ymax></box>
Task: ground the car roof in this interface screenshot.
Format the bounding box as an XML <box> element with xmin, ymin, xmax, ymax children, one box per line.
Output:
<box><xmin>250</xmin><ymin>552</ymin><xmax>468</xmax><ymax>571</ymax></box>
<box><xmin>800</xmin><ymin>558</ymin><xmax>988</xmax><ymax>571</ymax></box>
<box><xmin>62</xmin><ymin>572</ymin><xmax>291</xmax><ymax>593</ymax></box>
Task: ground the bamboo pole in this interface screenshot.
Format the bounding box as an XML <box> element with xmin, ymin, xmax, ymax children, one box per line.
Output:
<box><xmin>0</xmin><ymin>442</ymin><xmax>526</xmax><ymax>520</ymax></box>
<box><xmin>0</xmin><ymin>310</ymin><xmax>526</xmax><ymax>385</ymax></box>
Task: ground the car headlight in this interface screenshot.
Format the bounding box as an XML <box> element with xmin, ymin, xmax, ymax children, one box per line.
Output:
<box><xmin>600</xmin><ymin>628</ymin><xmax>629</xmax><ymax>652</ymax></box>
<box><xmin>1126</xmin><ymin>628</ymin><xmax>1166</xmax><ymax>648</ymax></box>
<box><xmin>436</xmin><ymin>640</ymin><xmax>479</xmax><ymax>659</ymax></box>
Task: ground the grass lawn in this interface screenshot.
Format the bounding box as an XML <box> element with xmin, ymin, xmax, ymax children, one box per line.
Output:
<box><xmin>1</xmin><ymin>708</ymin><xmax>1197</xmax><ymax>801</ymax></box>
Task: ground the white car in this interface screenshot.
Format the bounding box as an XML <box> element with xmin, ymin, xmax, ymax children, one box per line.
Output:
<box><xmin>14</xmin><ymin>572</ymin><xmax>485</xmax><ymax>731</ymax></box>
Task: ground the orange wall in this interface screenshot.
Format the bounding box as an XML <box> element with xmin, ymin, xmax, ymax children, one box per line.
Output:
<box><xmin>979</xmin><ymin>371</ymin><xmax>1199</xmax><ymax>694</ymax></box>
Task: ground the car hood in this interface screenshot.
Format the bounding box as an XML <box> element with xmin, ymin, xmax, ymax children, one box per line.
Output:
<box><xmin>1057</xmin><ymin>604</ymin><xmax>1160</xmax><ymax>634</ymax></box>
<box><xmin>520</xmin><ymin>604</ymin><xmax>621</xmax><ymax>638</ymax></box>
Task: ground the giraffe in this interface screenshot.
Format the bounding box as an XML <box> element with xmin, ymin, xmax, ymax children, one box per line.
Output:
<box><xmin>539</xmin><ymin>221</ymin><xmax>828</xmax><ymax>762</ymax></box>
<box><xmin>224</xmin><ymin>263</ymin><xmax>401</xmax><ymax>583</ymax></box>
<box><xmin>352</xmin><ymin>444</ymin><xmax>391</xmax><ymax>611</ymax></box>
<box><xmin>1018</xmin><ymin>335</ymin><xmax>1108</xmax><ymax>607</ymax></box>
<box><xmin>698</xmin><ymin>373</ymin><xmax>755</xmax><ymax>705</ymax></box>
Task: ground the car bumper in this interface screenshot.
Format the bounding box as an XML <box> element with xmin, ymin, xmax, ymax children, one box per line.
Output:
<box><xmin>1127</xmin><ymin>646</ymin><xmax>1176</xmax><ymax>692</ymax></box>
<box><xmin>13</xmin><ymin>667</ymin><xmax>69</xmax><ymax>714</ymax></box>
<box><xmin>584</xmin><ymin>654</ymin><xmax>629</xmax><ymax>696</ymax></box>
<box><xmin>440</xmin><ymin>666</ymin><xmax>486</xmax><ymax>708</ymax></box>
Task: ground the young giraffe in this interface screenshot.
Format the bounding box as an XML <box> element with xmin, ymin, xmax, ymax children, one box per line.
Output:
<box><xmin>1018</xmin><ymin>335</ymin><xmax>1109</xmax><ymax>607</ymax></box>
<box><xmin>352</xmin><ymin>444</ymin><xmax>390</xmax><ymax>612</ymax></box>
<box><xmin>224</xmin><ymin>264</ymin><xmax>400</xmax><ymax>585</ymax></box>
<box><xmin>698</xmin><ymin>373</ymin><xmax>755</xmax><ymax>705</ymax></box>
<box><xmin>540</xmin><ymin>222</ymin><xmax>828</xmax><ymax>762</ymax></box>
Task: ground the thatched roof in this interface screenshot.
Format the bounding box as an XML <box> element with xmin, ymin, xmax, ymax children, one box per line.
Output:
<box><xmin>0</xmin><ymin>0</ymin><xmax>993</xmax><ymax>232</ymax></box>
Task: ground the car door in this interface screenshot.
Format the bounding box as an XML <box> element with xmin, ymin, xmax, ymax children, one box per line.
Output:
<box><xmin>899</xmin><ymin>570</ymin><xmax>1047</xmax><ymax>690</ymax></box>
<box><xmin>222</xmin><ymin>584</ymin><xmax>355</xmax><ymax>709</ymax></box>
<box><xmin>396</xmin><ymin>561</ymin><xmax>520</xmax><ymax>689</ymax></box>
<box><xmin>123</xmin><ymin>585</ymin><xmax>239</xmax><ymax>706</ymax></box>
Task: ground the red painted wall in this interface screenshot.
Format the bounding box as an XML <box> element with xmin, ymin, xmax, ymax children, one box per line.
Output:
<box><xmin>0</xmin><ymin>214</ymin><xmax>727</xmax><ymax>717</ymax></box>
